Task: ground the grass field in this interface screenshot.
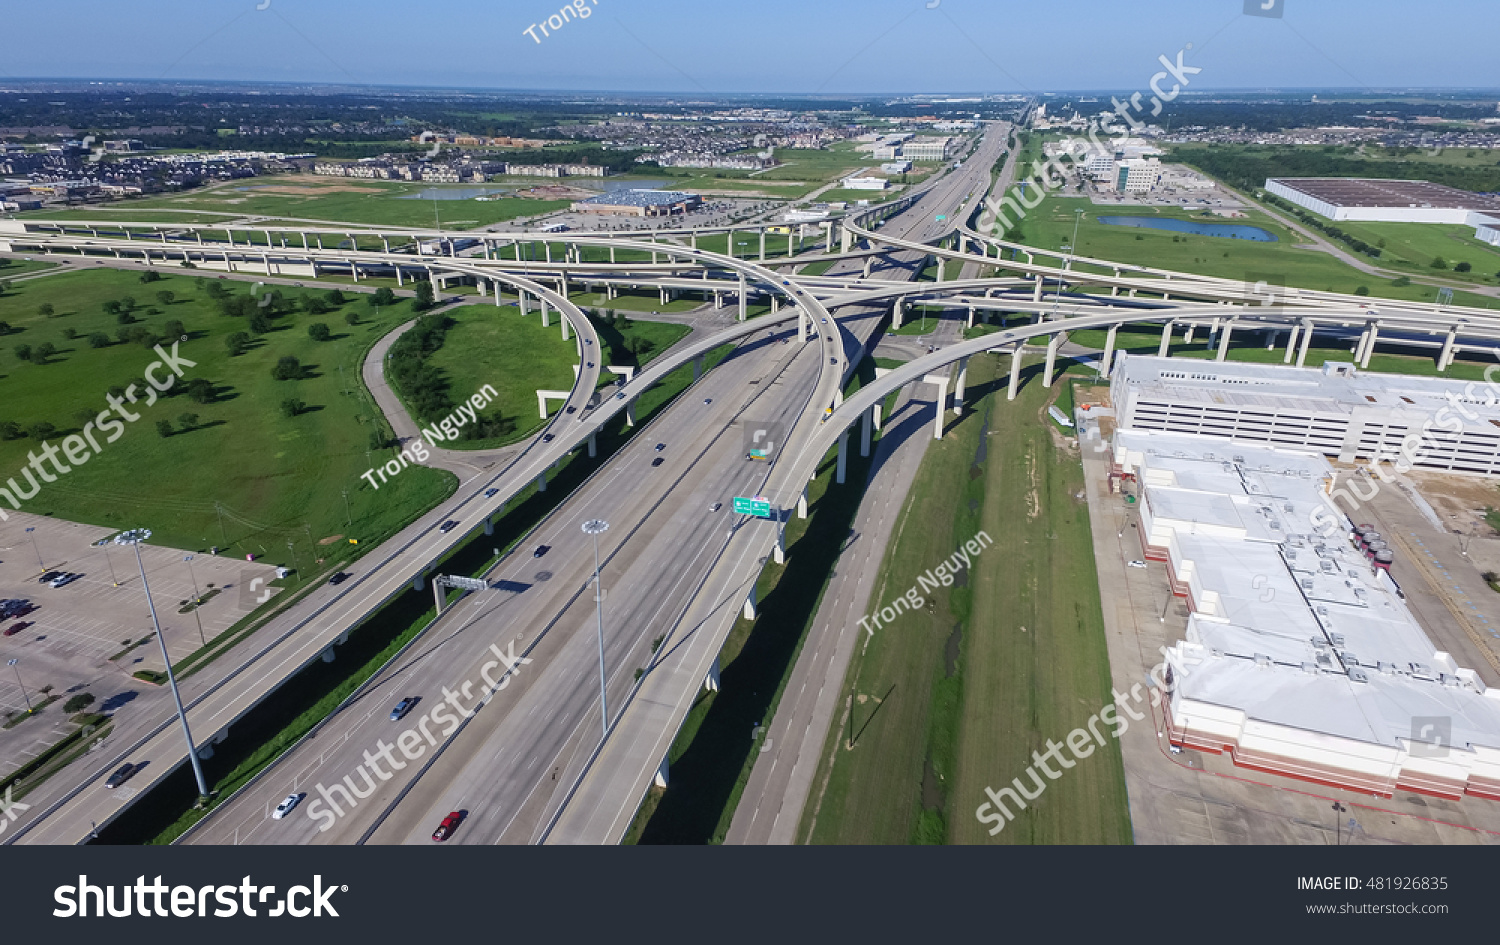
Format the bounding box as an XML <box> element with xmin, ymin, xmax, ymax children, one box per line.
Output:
<box><xmin>0</xmin><ymin>268</ymin><xmax>459</xmax><ymax>560</ymax></box>
<box><xmin>23</xmin><ymin>177</ymin><xmax>569</xmax><ymax>229</ymax></box>
<box><xmin>800</xmin><ymin>353</ymin><xmax>1132</xmax><ymax>844</ymax></box>
<box><xmin>1010</xmin><ymin>195</ymin><xmax>1497</xmax><ymax>309</ymax></box>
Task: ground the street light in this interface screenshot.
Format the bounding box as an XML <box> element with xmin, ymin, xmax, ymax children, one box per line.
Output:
<box><xmin>581</xmin><ymin>519</ymin><xmax>610</xmax><ymax>738</ymax></box>
<box><xmin>7</xmin><ymin>659</ymin><xmax>32</xmax><ymax>715</ymax></box>
<box><xmin>116</xmin><ymin>529</ymin><xmax>211</xmax><ymax>801</ymax></box>
<box><xmin>1332</xmin><ymin>801</ymin><xmax>1347</xmax><ymax>845</ymax></box>
<box><xmin>1069</xmin><ymin>208</ymin><xmax>1085</xmax><ymax>270</ymax></box>
<box><xmin>24</xmin><ymin>526</ymin><xmax>42</xmax><ymax>570</ymax></box>
<box><xmin>183</xmin><ymin>555</ymin><xmax>205</xmax><ymax>646</ymax></box>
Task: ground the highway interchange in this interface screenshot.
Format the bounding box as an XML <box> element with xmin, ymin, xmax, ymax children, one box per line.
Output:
<box><xmin>6</xmin><ymin>119</ymin><xmax>1500</xmax><ymax>845</ymax></box>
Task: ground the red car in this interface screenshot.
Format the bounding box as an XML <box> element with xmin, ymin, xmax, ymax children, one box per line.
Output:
<box><xmin>3</xmin><ymin>621</ymin><xmax>30</xmax><ymax>637</ymax></box>
<box><xmin>431</xmin><ymin>811</ymin><xmax>464</xmax><ymax>842</ymax></box>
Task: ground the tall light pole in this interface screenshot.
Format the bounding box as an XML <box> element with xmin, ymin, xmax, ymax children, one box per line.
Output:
<box><xmin>117</xmin><ymin>529</ymin><xmax>210</xmax><ymax>801</ymax></box>
<box><xmin>581</xmin><ymin>519</ymin><xmax>610</xmax><ymax>738</ymax></box>
<box><xmin>24</xmin><ymin>526</ymin><xmax>42</xmax><ymax>570</ymax></box>
<box><xmin>1069</xmin><ymin>208</ymin><xmax>1085</xmax><ymax>270</ymax></box>
<box><xmin>8</xmin><ymin>659</ymin><xmax>31</xmax><ymax>714</ymax></box>
<box><xmin>183</xmin><ymin>555</ymin><xmax>205</xmax><ymax>646</ymax></box>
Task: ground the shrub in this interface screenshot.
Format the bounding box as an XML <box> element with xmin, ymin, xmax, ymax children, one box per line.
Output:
<box><xmin>280</xmin><ymin>398</ymin><xmax>306</xmax><ymax>418</ymax></box>
<box><xmin>62</xmin><ymin>693</ymin><xmax>94</xmax><ymax>714</ymax></box>
<box><xmin>116</xmin><ymin>310</ymin><xmax>137</xmax><ymax>325</ymax></box>
<box><xmin>155</xmin><ymin>419</ymin><xmax>173</xmax><ymax>438</ymax></box>
<box><xmin>0</xmin><ymin>421</ymin><xmax>21</xmax><ymax>440</ymax></box>
<box><xmin>224</xmin><ymin>331</ymin><xmax>250</xmax><ymax>356</ymax></box>
<box><xmin>31</xmin><ymin>342</ymin><xmax>56</xmax><ymax>364</ymax></box>
<box><xmin>88</xmin><ymin>332</ymin><xmax>110</xmax><ymax>348</ymax></box>
<box><xmin>248</xmin><ymin>310</ymin><xmax>271</xmax><ymax>334</ymax></box>
<box><xmin>324</xmin><ymin>288</ymin><xmax>346</xmax><ymax>306</ymax></box>
<box><xmin>163</xmin><ymin>319</ymin><xmax>186</xmax><ymax>340</ymax></box>
<box><xmin>345</xmin><ymin>311</ymin><xmax>360</xmax><ymax>326</ymax></box>
<box><xmin>14</xmin><ymin>344</ymin><xmax>31</xmax><ymax>362</ymax></box>
<box><xmin>308</xmin><ymin>322</ymin><xmax>331</xmax><ymax>342</ymax></box>
<box><xmin>28</xmin><ymin>421</ymin><xmax>56</xmax><ymax>440</ymax></box>
<box><xmin>177</xmin><ymin>412</ymin><xmax>199</xmax><ymax>431</ymax></box>
<box><xmin>1455</xmin><ymin>261</ymin><xmax>1472</xmax><ymax>273</ymax></box>
<box><xmin>371</xmin><ymin>287</ymin><xmax>396</xmax><ymax>306</ymax></box>
<box><xmin>1431</xmin><ymin>256</ymin><xmax>1448</xmax><ymax>270</ymax></box>
<box><xmin>186</xmin><ymin>378</ymin><xmax>216</xmax><ymax>404</ymax></box>
<box><xmin>37</xmin><ymin>302</ymin><xmax>54</xmax><ymax>318</ymax></box>
<box><xmin>138</xmin><ymin>271</ymin><xmax>161</xmax><ymax>284</ymax></box>
<box><xmin>1391</xmin><ymin>276</ymin><xmax>1411</xmax><ymax>287</ymax></box>
<box><xmin>62</xmin><ymin>327</ymin><xmax>78</xmax><ymax>339</ymax></box>
<box><xmin>1354</xmin><ymin>286</ymin><xmax>1369</xmax><ymax>296</ymax></box>
<box><xmin>156</xmin><ymin>290</ymin><xmax>176</xmax><ymax>306</ymax></box>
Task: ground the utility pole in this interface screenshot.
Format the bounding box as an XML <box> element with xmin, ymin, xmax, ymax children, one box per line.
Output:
<box><xmin>214</xmin><ymin>502</ymin><xmax>228</xmax><ymax>548</ymax></box>
<box><xmin>8</xmin><ymin>659</ymin><xmax>31</xmax><ymax>714</ymax></box>
<box><xmin>183</xmin><ymin>555</ymin><xmax>205</xmax><ymax>646</ymax></box>
<box><xmin>582</xmin><ymin>519</ymin><xmax>610</xmax><ymax>738</ymax></box>
<box><xmin>342</xmin><ymin>488</ymin><xmax>353</xmax><ymax>526</ymax></box>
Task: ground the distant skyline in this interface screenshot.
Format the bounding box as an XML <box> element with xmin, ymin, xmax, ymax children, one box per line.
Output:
<box><xmin>4</xmin><ymin>0</ymin><xmax>1496</xmax><ymax>96</ymax></box>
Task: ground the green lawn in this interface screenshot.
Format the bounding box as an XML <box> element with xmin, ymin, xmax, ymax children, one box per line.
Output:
<box><xmin>801</xmin><ymin>352</ymin><xmax>1131</xmax><ymax>844</ymax></box>
<box><xmin>0</xmin><ymin>268</ymin><xmax>454</xmax><ymax>559</ymax></box>
<box><xmin>1009</xmin><ymin>195</ymin><xmax>1497</xmax><ymax>309</ymax></box>
<box><xmin>23</xmin><ymin>177</ymin><xmax>569</xmax><ymax>229</ymax></box>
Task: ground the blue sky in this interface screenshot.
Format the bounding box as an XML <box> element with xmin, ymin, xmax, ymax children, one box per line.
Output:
<box><xmin>4</xmin><ymin>0</ymin><xmax>1496</xmax><ymax>94</ymax></box>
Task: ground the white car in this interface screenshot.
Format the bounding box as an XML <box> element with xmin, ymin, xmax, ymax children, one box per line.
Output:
<box><xmin>49</xmin><ymin>572</ymin><xmax>81</xmax><ymax>588</ymax></box>
<box><xmin>272</xmin><ymin>793</ymin><xmax>306</xmax><ymax>820</ymax></box>
<box><xmin>1126</xmin><ymin>560</ymin><xmax>1147</xmax><ymax>569</ymax></box>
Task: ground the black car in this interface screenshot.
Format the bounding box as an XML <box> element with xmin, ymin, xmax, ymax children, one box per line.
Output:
<box><xmin>328</xmin><ymin>572</ymin><xmax>350</xmax><ymax>586</ymax></box>
<box><xmin>104</xmin><ymin>764</ymin><xmax>136</xmax><ymax>789</ymax></box>
<box><xmin>651</xmin><ymin>457</ymin><xmax>665</xmax><ymax>467</ymax></box>
<box><xmin>542</xmin><ymin>433</ymin><xmax>555</xmax><ymax>443</ymax></box>
<box><xmin>565</xmin><ymin>406</ymin><xmax>576</xmax><ymax>414</ymax></box>
<box><xmin>533</xmin><ymin>545</ymin><xmax>550</xmax><ymax>558</ymax></box>
<box><xmin>37</xmin><ymin>571</ymin><xmax>63</xmax><ymax>585</ymax></box>
<box><xmin>439</xmin><ymin>520</ymin><xmax>459</xmax><ymax>533</ymax></box>
<box><xmin>485</xmin><ymin>488</ymin><xmax>500</xmax><ymax>498</ymax></box>
<box><xmin>654</xmin><ymin>443</ymin><xmax>666</xmax><ymax>452</ymax></box>
<box><xmin>829</xmin><ymin>357</ymin><xmax>838</xmax><ymax>365</ymax></box>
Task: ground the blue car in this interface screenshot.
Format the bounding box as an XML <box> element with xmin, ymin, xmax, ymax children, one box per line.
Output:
<box><xmin>390</xmin><ymin>697</ymin><xmax>419</xmax><ymax>722</ymax></box>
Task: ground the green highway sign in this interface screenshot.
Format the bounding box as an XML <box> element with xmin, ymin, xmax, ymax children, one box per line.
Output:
<box><xmin>732</xmin><ymin>496</ymin><xmax>773</xmax><ymax>518</ymax></box>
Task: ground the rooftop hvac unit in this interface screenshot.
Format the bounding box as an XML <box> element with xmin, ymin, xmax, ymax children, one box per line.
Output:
<box><xmin>1341</xmin><ymin>652</ymin><xmax>1360</xmax><ymax>667</ymax></box>
<box><xmin>1302</xmin><ymin>662</ymin><xmax>1319</xmax><ymax>675</ymax></box>
<box><xmin>1440</xmin><ymin>673</ymin><xmax>1462</xmax><ymax>688</ymax></box>
<box><xmin>1348</xmin><ymin>667</ymin><xmax>1369</xmax><ymax>683</ymax></box>
<box><xmin>1301</xmin><ymin>578</ymin><xmax>1314</xmax><ymax>590</ymax></box>
<box><xmin>1254</xmin><ymin>654</ymin><xmax>1273</xmax><ymax>667</ymax></box>
<box><xmin>1329</xmin><ymin>632</ymin><xmax>1345</xmax><ymax>646</ymax></box>
<box><xmin>1409</xmin><ymin>662</ymin><xmax>1433</xmax><ymax>678</ymax></box>
<box><xmin>1378</xmin><ymin>661</ymin><xmax>1398</xmax><ymax>675</ymax></box>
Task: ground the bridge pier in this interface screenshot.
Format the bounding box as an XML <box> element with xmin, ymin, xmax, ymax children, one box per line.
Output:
<box><xmin>1438</xmin><ymin>328</ymin><xmax>1458</xmax><ymax>371</ymax></box>
<box><xmin>744</xmin><ymin>583</ymin><xmax>758</xmax><ymax>620</ymax></box>
<box><xmin>1182</xmin><ymin>325</ymin><xmax>1194</xmax><ymax>345</ymax></box>
<box><xmin>1101</xmin><ymin>324</ymin><xmax>1118</xmax><ymax>376</ymax></box>
<box><xmin>892</xmin><ymin>298</ymin><xmax>905</xmax><ymax>330</ymax></box>
<box><xmin>836</xmin><ymin>430</ymin><xmax>850</xmax><ymax>483</ymax></box>
<box><xmin>953</xmin><ymin>357</ymin><xmax>969</xmax><ymax>416</ymax></box>
<box><xmin>923</xmin><ymin>375</ymin><xmax>949</xmax><ymax>438</ymax></box>
<box><xmin>738</xmin><ymin>272</ymin><xmax>747</xmax><ymax>322</ymax></box>
<box><xmin>561</xmin><ymin>311</ymin><xmax>571</xmax><ymax>341</ymax></box>
<box><xmin>484</xmin><ymin>516</ymin><xmax>495</xmax><ymax>536</ymax></box>
<box><xmin>434</xmin><ymin>579</ymin><xmax>448</xmax><ymax>617</ymax></box>
<box><xmin>773</xmin><ymin>525</ymin><xmax>786</xmax><ymax>565</ymax></box>
<box><xmin>587</xmin><ymin>432</ymin><xmax>597</xmax><ymax>458</ymax></box>
<box><xmin>861</xmin><ymin>405</ymin><xmax>873</xmax><ymax>456</ymax></box>
<box><xmin>760</xmin><ymin>230</ymin><xmax>766</xmax><ymax>261</ymax></box>
<box><xmin>625</xmin><ymin>399</ymin><xmax>637</xmax><ymax>427</ymax></box>
<box><xmin>1158</xmin><ymin>321</ymin><xmax>1174</xmax><ymax>358</ymax></box>
<box><xmin>1008</xmin><ymin>346</ymin><xmax>1023</xmax><ymax>401</ymax></box>
<box><xmin>797</xmin><ymin>486</ymin><xmax>808</xmax><ymax>519</ymax></box>
<box><xmin>702</xmin><ymin>655</ymin><xmax>722</xmax><ymax>693</ymax></box>
<box><xmin>654</xmin><ymin>756</ymin><xmax>669</xmax><ymax>789</ymax></box>
<box><xmin>1359</xmin><ymin>322</ymin><xmax>1380</xmax><ymax>368</ymax></box>
<box><xmin>1033</xmin><ymin>275</ymin><xmax>1043</xmax><ymax>303</ymax></box>
<box><xmin>966</xmin><ymin>305</ymin><xmax>975</xmax><ymax>329</ymax></box>
<box><xmin>536</xmin><ymin>470</ymin><xmax>547</xmax><ymax>492</ymax></box>
<box><xmin>1296</xmin><ymin>319</ymin><xmax>1314</xmax><ymax>367</ymax></box>
<box><xmin>862</xmin><ymin>257</ymin><xmax>872</xmax><ymax>279</ymax></box>
<box><xmin>412</xmin><ymin>573</ymin><xmax>426</xmax><ymax>592</ymax></box>
<box><xmin>1216</xmin><ymin>319</ymin><xmax>1237</xmax><ymax>362</ymax></box>
<box><xmin>1283</xmin><ymin>322</ymin><xmax>1301</xmax><ymax>363</ymax></box>
<box><xmin>1042</xmin><ymin>333</ymin><xmax>1065</xmax><ymax>387</ymax></box>
<box><xmin>872</xmin><ymin>402</ymin><xmax>883</xmax><ymax>432</ymax></box>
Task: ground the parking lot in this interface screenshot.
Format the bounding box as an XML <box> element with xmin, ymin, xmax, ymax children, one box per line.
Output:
<box><xmin>0</xmin><ymin>512</ymin><xmax>280</xmax><ymax>730</ymax></box>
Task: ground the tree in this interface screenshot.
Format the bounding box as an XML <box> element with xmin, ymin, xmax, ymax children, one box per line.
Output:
<box><xmin>33</xmin><ymin>341</ymin><xmax>58</xmax><ymax>364</ymax></box>
<box><xmin>0</xmin><ymin>321</ymin><xmax>10</xmax><ymax>335</ymax></box>
<box><xmin>271</xmin><ymin>355</ymin><xmax>303</xmax><ymax>381</ymax></box>
<box><xmin>344</xmin><ymin>310</ymin><xmax>360</xmax><ymax>326</ymax></box>
<box><xmin>156</xmin><ymin>290</ymin><xmax>176</xmax><ymax>306</ymax></box>
<box><xmin>413</xmin><ymin>280</ymin><xmax>435</xmax><ymax>311</ymax></box>
<box><xmin>116</xmin><ymin>309</ymin><xmax>137</xmax><ymax>325</ymax></box>
<box><xmin>224</xmin><ymin>331</ymin><xmax>250</xmax><ymax>356</ymax></box>
<box><xmin>308</xmin><ymin>322</ymin><xmax>331</xmax><ymax>342</ymax></box>
<box><xmin>1391</xmin><ymin>276</ymin><xmax>1412</xmax><ymax>287</ymax></box>
<box><xmin>1455</xmin><ymin>261</ymin><xmax>1472</xmax><ymax>273</ymax></box>
<box><xmin>120</xmin><ymin>296</ymin><xmax>137</xmax><ymax>312</ymax></box>
<box><xmin>301</xmin><ymin>295</ymin><xmax>330</xmax><ymax>316</ymax></box>
<box><xmin>62</xmin><ymin>327</ymin><xmax>78</xmax><ymax>340</ymax></box>
<box><xmin>324</xmin><ymin>288</ymin><xmax>346</xmax><ymax>306</ymax></box>
<box><xmin>1354</xmin><ymin>285</ymin><xmax>1370</xmax><ymax>296</ymax></box>
<box><xmin>88</xmin><ymin>332</ymin><xmax>110</xmax><ymax>348</ymax></box>
<box><xmin>368</xmin><ymin>429</ymin><xmax>391</xmax><ymax>451</ymax></box>
<box><xmin>186</xmin><ymin>378</ymin><xmax>215</xmax><ymax>404</ymax></box>
<box><xmin>28</xmin><ymin>421</ymin><xmax>56</xmax><ymax>440</ymax></box>
<box><xmin>102</xmin><ymin>300</ymin><xmax>121</xmax><ymax>316</ymax></box>
<box><xmin>37</xmin><ymin>303</ymin><xmax>54</xmax><ymax>318</ymax></box>
<box><xmin>248</xmin><ymin>310</ymin><xmax>271</xmax><ymax>335</ymax></box>
<box><xmin>62</xmin><ymin>693</ymin><xmax>94</xmax><ymax>714</ymax></box>
<box><xmin>371</xmin><ymin>287</ymin><xmax>396</xmax><ymax>306</ymax></box>
<box><xmin>280</xmin><ymin>398</ymin><xmax>306</xmax><ymax>418</ymax></box>
<box><xmin>163</xmin><ymin>319</ymin><xmax>186</xmax><ymax>340</ymax></box>
<box><xmin>194</xmin><ymin>277</ymin><xmax>207</xmax><ymax>291</ymax></box>
<box><xmin>177</xmin><ymin>412</ymin><xmax>199</xmax><ymax>431</ymax></box>
<box><xmin>155</xmin><ymin>419</ymin><xmax>173</xmax><ymax>438</ymax></box>
<box><xmin>138</xmin><ymin>270</ymin><xmax>161</xmax><ymax>284</ymax></box>
<box><xmin>0</xmin><ymin>421</ymin><xmax>21</xmax><ymax>440</ymax></box>
<box><xmin>14</xmin><ymin>344</ymin><xmax>31</xmax><ymax>362</ymax></box>
<box><xmin>1432</xmin><ymin>256</ymin><xmax>1449</xmax><ymax>269</ymax></box>
<box><xmin>74</xmin><ymin>408</ymin><xmax>96</xmax><ymax>426</ymax></box>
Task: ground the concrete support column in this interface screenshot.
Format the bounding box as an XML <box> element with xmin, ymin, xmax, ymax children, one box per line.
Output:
<box><xmin>519</xmin><ymin>291</ymin><xmax>529</xmax><ymax>316</ymax></box>
<box><xmin>1216</xmin><ymin>319</ymin><xmax>1236</xmax><ymax>362</ymax></box>
<box><xmin>587</xmin><ymin>433</ymin><xmax>597</xmax><ymax>458</ymax></box>
<box><xmin>1296</xmin><ymin>319</ymin><xmax>1314</xmax><ymax>368</ymax></box>
<box><xmin>759</xmin><ymin>230</ymin><xmax>766</xmax><ymax>261</ymax></box>
<box><xmin>872</xmin><ymin>402</ymin><xmax>883</xmax><ymax>432</ymax></box>
<box><xmin>540</xmin><ymin>299</ymin><xmax>551</xmax><ymax>328</ymax></box>
<box><xmin>738</xmin><ymin>271</ymin><xmax>747</xmax><ymax>322</ymax></box>
<box><xmin>862</xmin><ymin>257</ymin><xmax>872</xmax><ymax>279</ymax></box>
<box><xmin>923</xmin><ymin>375</ymin><xmax>949</xmax><ymax>438</ymax></box>
<box><xmin>953</xmin><ymin>357</ymin><xmax>969</xmax><ymax>416</ymax></box>
<box><xmin>1033</xmin><ymin>275</ymin><xmax>1043</xmax><ymax>303</ymax></box>
<box><xmin>1438</xmin><ymin>329</ymin><xmax>1458</xmax><ymax>371</ymax></box>
<box><xmin>836</xmin><ymin>431</ymin><xmax>850</xmax><ymax>483</ymax></box>
<box><xmin>484</xmin><ymin>517</ymin><xmax>495</xmax><ymax>535</ymax></box>
<box><xmin>655</xmin><ymin>756</ymin><xmax>669</xmax><ymax>788</ymax></box>
<box><xmin>704</xmin><ymin>656</ymin><xmax>720</xmax><ymax>692</ymax></box>
<box><xmin>561</xmin><ymin>311</ymin><xmax>571</xmax><ymax>341</ymax></box>
<box><xmin>1158</xmin><ymin>321</ymin><xmax>1174</xmax><ymax>358</ymax></box>
<box><xmin>412</xmin><ymin>573</ymin><xmax>426</xmax><ymax>592</ymax></box>
<box><xmin>841</xmin><ymin>226</ymin><xmax>852</xmax><ymax>254</ymax></box>
<box><xmin>434</xmin><ymin>580</ymin><xmax>447</xmax><ymax>617</ymax></box>
<box><xmin>798</xmin><ymin>308</ymin><xmax>808</xmax><ymax>343</ymax></box>
<box><xmin>966</xmin><ymin>306</ymin><xmax>975</xmax><ymax>329</ymax></box>
<box><xmin>1359</xmin><ymin>323</ymin><xmax>1379</xmax><ymax>368</ymax></box>
<box><xmin>1008</xmin><ymin>346</ymin><xmax>1023</xmax><ymax>401</ymax></box>
<box><xmin>1043</xmin><ymin>333</ymin><xmax>1064</xmax><ymax>387</ymax></box>
<box><xmin>861</xmin><ymin>406</ymin><xmax>873</xmax><ymax>456</ymax></box>
<box><xmin>773</xmin><ymin>527</ymin><xmax>786</xmax><ymax>565</ymax></box>
<box><xmin>1183</xmin><ymin>325</ymin><xmax>1194</xmax><ymax>345</ymax></box>
<box><xmin>537</xmin><ymin>471</ymin><xmax>547</xmax><ymax>493</ymax></box>
<box><xmin>693</xmin><ymin>355</ymin><xmax>703</xmax><ymax>381</ymax></box>
<box><xmin>1100</xmin><ymin>325</ymin><xmax>1119</xmax><ymax>376</ymax></box>
<box><xmin>743</xmin><ymin>583</ymin><xmax>757</xmax><ymax>620</ymax></box>
<box><xmin>1283</xmin><ymin>322</ymin><xmax>1301</xmax><ymax>363</ymax></box>
<box><xmin>893</xmin><ymin>298</ymin><xmax>905</xmax><ymax>330</ymax></box>
<box><xmin>625</xmin><ymin>399</ymin><xmax>636</xmax><ymax>427</ymax></box>
<box><xmin>797</xmin><ymin>486</ymin><xmax>808</xmax><ymax>519</ymax></box>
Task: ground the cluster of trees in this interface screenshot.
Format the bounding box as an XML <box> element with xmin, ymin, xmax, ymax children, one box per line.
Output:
<box><xmin>588</xmin><ymin>309</ymin><xmax>655</xmax><ymax>365</ymax></box>
<box><xmin>1176</xmin><ymin>144</ymin><xmax>1500</xmax><ymax>195</ymax></box>
<box><xmin>386</xmin><ymin>313</ymin><xmax>453</xmax><ymax>420</ymax></box>
<box><xmin>1261</xmin><ymin>193</ymin><xmax>1384</xmax><ymax>259</ymax></box>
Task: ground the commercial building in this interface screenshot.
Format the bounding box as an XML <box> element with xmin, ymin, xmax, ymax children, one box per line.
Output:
<box><xmin>1112</xmin><ymin>355</ymin><xmax>1500</xmax><ymax>478</ymax></box>
<box><xmin>1112</xmin><ymin>429</ymin><xmax>1500</xmax><ymax>800</ymax></box>
<box><xmin>841</xmin><ymin>176</ymin><xmax>888</xmax><ymax>191</ymax></box>
<box><xmin>880</xmin><ymin>160</ymin><xmax>913</xmax><ymax>174</ymax></box>
<box><xmin>1267</xmin><ymin>177</ymin><xmax>1500</xmax><ymax>229</ymax></box>
<box><xmin>903</xmin><ymin>136</ymin><xmax>956</xmax><ymax>161</ymax></box>
<box><xmin>571</xmin><ymin>189</ymin><xmax>701</xmax><ymax>217</ymax></box>
<box><xmin>1116</xmin><ymin>158</ymin><xmax>1161</xmax><ymax>193</ymax></box>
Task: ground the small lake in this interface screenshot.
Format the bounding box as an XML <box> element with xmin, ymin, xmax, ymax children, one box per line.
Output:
<box><xmin>397</xmin><ymin>187</ymin><xmax>514</xmax><ymax>201</ymax></box>
<box><xmin>1096</xmin><ymin>215</ymin><xmax>1277</xmax><ymax>241</ymax></box>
